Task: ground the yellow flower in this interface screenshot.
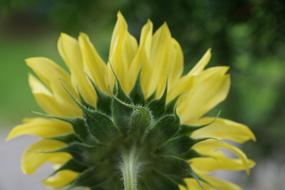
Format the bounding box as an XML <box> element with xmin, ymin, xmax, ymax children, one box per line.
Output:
<box><xmin>7</xmin><ymin>12</ymin><xmax>255</xmax><ymax>190</ymax></box>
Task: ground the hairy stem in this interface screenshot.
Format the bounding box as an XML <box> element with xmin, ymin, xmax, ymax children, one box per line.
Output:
<box><xmin>120</xmin><ymin>146</ymin><xmax>141</xmax><ymax>190</ymax></box>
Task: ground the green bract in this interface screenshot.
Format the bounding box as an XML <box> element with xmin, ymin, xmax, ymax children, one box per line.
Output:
<box><xmin>48</xmin><ymin>81</ymin><xmax>205</xmax><ymax>190</ymax></box>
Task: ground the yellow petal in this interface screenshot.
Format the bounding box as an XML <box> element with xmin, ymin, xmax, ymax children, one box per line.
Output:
<box><xmin>26</xmin><ymin>57</ymin><xmax>76</xmax><ymax>98</ymax></box>
<box><xmin>167</xmin><ymin>39</ymin><xmax>184</xmax><ymax>89</ymax></box>
<box><xmin>129</xmin><ymin>20</ymin><xmax>153</xmax><ymax>94</ymax></box>
<box><xmin>78</xmin><ymin>33</ymin><xmax>110</xmax><ymax>94</ymax></box>
<box><xmin>183</xmin><ymin>175</ymin><xmax>242</xmax><ymax>190</ymax></box>
<box><xmin>43</xmin><ymin>170</ymin><xmax>79</xmax><ymax>188</ymax></box>
<box><xmin>6</xmin><ymin>118</ymin><xmax>73</xmax><ymax>140</ymax></box>
<box><xmin>58</xmin><ymin>33</ymin><xmax>97</xmax><ymax>106</ymax></box>
<box><xmin>192</xmin><ymin>139</ymin><xmax>253</xmax><ymax>174</ymax></box>
<box><xmin>177</xmin><ymin>67</ymin><xmax>230</xmax><ymax>124</ymax></box>
<box><xmin>202</xmin><ymin>175</ymin><xmax>242</xmax><ymax>190</ymax></box>
<box><xmin>167</xmin><ymin>49</ymin><xmax>211</xmax><ymax>103</ymax></box>
<box><xmin>188</xmin><ymin>49</ymin><xmax>212</xmax><ymax>76</ymax></box>
<box><xmin>29</xmin><ymin>75</ymin><xmax>63</xmax><ymax>115</ymax></box>
<box><xmin>109</xmin><ymin>12</ymin><xmax>138</xmax><ymax>94</ymax></box>
<box><xmin>29</xmin><ymin>74</ymin><xmax>81</xmax><ymax>117</ymax></box>
<box><xmin>191</xmin><ymin>117</ymin><xmax>256</xmax><ymax>143</ymax></box>
<box><xmin>190</xmin><ymin>156</ymin><xmax>255</xmax><ymax>173</ymax></box>
<box><xmin>21</xmin><ymin>139</ymin><xmax>71</xmax><ymax>174</ymax></box>
<box><xmin>141</xmin><ymin>23</ymin><xmax>172</xmax><ymax>98</ymax></box>
<box><xmin>26</xmin><ymin>57</ymin><xmax>81</xmax><ymax>115</ymax></box>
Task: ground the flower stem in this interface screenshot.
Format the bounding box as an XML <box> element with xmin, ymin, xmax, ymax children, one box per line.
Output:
<box><xmin>120</xmin><ymin>146</ymin><xmax>141</xmax><ymax>190</ymax></box>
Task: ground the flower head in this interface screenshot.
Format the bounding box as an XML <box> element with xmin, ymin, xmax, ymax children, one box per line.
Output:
<box><xmin>7</xmin><ymin>12</ymin><xmax>255</xmax><ymax>190</ymax></box>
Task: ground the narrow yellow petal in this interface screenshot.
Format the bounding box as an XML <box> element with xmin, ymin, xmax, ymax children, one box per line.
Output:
<box><xmin>43</xmin><ymin>170</ymin><xmax>79</xmax><ymax>188</ymax></box>
<box><xmin>183</xmin><ymin>175</ymin><xmax>242</xmax><ymax>190</ymax></box>
<box><xmin>190</xmin><ymin>156</ymin><xmax>255</xmax><ymax>173</ymax></box>
<box><xmin>6</xmin><ymin>118</ymin><xmax>73</xmax><ymax>140</ymax></box>
<box><xmin>188</xmin><ymin>49</ymin><xmax>212</xmax><ymax>76</ymax></box>
<box><xmin>141</xmin><ymin>23</ymin><xmax>172</xmax><ymax>98</ymax></box>
<box><xmin>21</xmin><ymin>140</ymin><xmax>71</xmax><ymax>174</ymax></box>
<box><xmin>58</xmin><ymin>33</ymin><xmax>97</xmax><ymax>106</ymax></box>
<box><xmin>191</xmin><ymin>117</ymin><xmax>256</xmax><ymax>143</ymax></box>
<box><xmin>183</xmin><ymin>178</ymin><xmax>204</xmax><ymax>190</ymax></box>
<box><xmin>202</xmin><ymin>175</ymin><xmax>242</xmax><ymax>190</ymax></box>
<box><xmin>109</xmin><ymin>12</ymin><xmax>138</xmax><ymax>94</ymax></box>
<box><xmin>78</xmin><ymin>33</ymin><xmax>110</xmax><ymax>93</ymax></box>
<box><xmin>167</xmin><ymin>39</ymin><xmax>184</xmax><ymax>89</ymax></box>
<box><xmin>177</xmin><ymin>67</ymin><xmax>230</xmax><ymax>123</ymax></box>
<box><xmin>129</xmin><ymin>20</ymin><xmax>153</xmax><ymax>94</ymax></box>
<box><xmin>167</xmin><ymin>49</ymin><xmax>211</xmax><ymax>103</ymax></box>
<box><xmin>192</xmin><ymin>139</ymin><xmax>253</xmax><ymax>174</ymax></box>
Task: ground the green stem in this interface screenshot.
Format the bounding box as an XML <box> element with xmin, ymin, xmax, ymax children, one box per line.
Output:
<box><xmin>120</xmin><ymin>147</ymin><xmax>141</xmax><ymax>190</ymax></box>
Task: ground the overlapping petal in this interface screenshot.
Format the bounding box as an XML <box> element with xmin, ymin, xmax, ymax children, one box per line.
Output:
<box><xmin>191</xmin><ymin>117</ymin><xmax>256</xmax><ymax>143</ymax></box>
<box><xmin>6</xmin><ymin>118</ymin><xmax>73</xmax><ymax>140</ymax></box>
<box><xmin>192</xmin><ymin>139</ymin><xmax>253</xmax><ymax>174</ymax></box>
<box><xmin>177</xmin><ymin>67</ymin><xmax>230</xmax><ymax>124</ymax></box>
<box><xmin>21</xmin><ymin>139</ymin><xmax>71</xmax><ymax>174</ymax></box>
<box><xmin>109</xmin><ymin>12</ymin><xmax>138</xmax><ymax>94</ymax></box>
<box><xmin>58</xmin><ymin>33</ymin><xmax>97</xmax><ymax>106</ymax></box>
<box><xmin>181</xmin><ymin>175</ymin><xmax>242</xmax><ymax>190</ymax></box>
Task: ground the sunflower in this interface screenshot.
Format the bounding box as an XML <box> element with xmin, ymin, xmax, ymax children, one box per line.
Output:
<box><xmin>7</xmin><ymin>12</ymin><xmax>255</xmax><ymax>190</ymax></box>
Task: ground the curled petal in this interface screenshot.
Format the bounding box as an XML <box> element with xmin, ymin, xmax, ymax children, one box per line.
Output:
<box><xmin>191</xmin><ymin>117</ymin><xmax>256</xmax><ymax>143</ymax></box>
<box><xmin>192</xmin><ymin>139</ymin><xmax>252</xmax><ymax>174</ymax></box>
<box><xmin>21</xmin><ymin>140</ymin><xmax>71</xmax><ymax>174</ymax></box>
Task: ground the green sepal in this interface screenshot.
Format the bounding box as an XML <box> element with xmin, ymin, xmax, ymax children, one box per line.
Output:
<box><xmin>90</xmin><ymin>80</ymin><xmax>112</xmax><ymax>115</ymax></box>
<box><xmin>153</xmin><ymin>155</ymin><xmax>190</xmax><ymax>179</ymax></box>
<box><xmin>188</xmin><ymin>168</ymin><xmax>214</xmax><ymax>190</ymax></box>
<box><xmin>145</xmin><ymin>114</ymin><xmax>180</xmax><ymax>148</ymax></box>
<box><xmin>180</xmin><ymin>123</ymin><xmax>210</xmax><ymax>135</ymax></box>
<box><xmin>129</xmin><ymin>72</ymin><xmax>145</xmax><ymax>105</ymax></box>
<box><xmin>45</xmin><ymin>115</ymin><xmax>90</xmax><ymax>142</ymax></box>
<box><xmin>147</xmin><ymin>86</ymin><xmax>167</xmax><ymax>118</ymax></box>
<box><xmin>67</xmin><ymin>167</ymin><xmax>109</xmax><ymax>190</ymax></box>
<box><xmin>129</xmin><ymin>106</ymin><xmax>152</xmax><ymax>138</ymax></box>
<box><xmin>182</xmin><ymin>149</ymin><xmax>203</xmax><ymax>160</ymax></box>
<box><xmin>67</xmin><ymin>118</ymin><xmax>90</xmax><ymax>142</ymax></box>
<box><xmin>114</xmin><ymin>79</ymin><xmax>131</xmax><ymax>103</ymax></box>
<box><xmin>158</xmin><ymin>135</ymin><xmax>193</xmax><ymax>157</ymax></box>
<box><xmin>86</xmin><ymin>110</ymin><xmax>120</xmax><ymax>143</ymax></box>
<box><xmin>57</xmin><ymin>142</ymin><xmax>95</xmax><ymax>165</ymax></box>
<box><xmin>111</xmin><ymin>96</ymin><xmax>133</xmax><ymax>134</ymax></box>
<box><xmin>165</xmin><ymin>96</ymin><xmax>179</xmax><ymax>114</ymax></box>
<box><xmin>50</xmin><ymin>133</ymin><xmax>80</xmax><ymax>144</ymax></box>
<box><xmin>52</xmin><ymin>159</ymin><xmax>86</xmax><ymax>175</ymax></box>
<box><xmin>142</xmin><ymin>170</ymin><xmax>179</xmax><ymax>190</ymax></box>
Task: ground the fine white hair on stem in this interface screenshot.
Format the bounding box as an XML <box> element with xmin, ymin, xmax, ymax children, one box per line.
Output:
<box><xmin>120</xmin><ymin>146</ymin><xmax>143</xmax><ymax>190</ymax></box>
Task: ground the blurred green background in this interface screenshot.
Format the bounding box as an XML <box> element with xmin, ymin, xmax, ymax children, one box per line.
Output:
<box><xmin>0</xmin><ymin>0</ymin><xmax>284</xmax><ymax>189</ymax></box>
